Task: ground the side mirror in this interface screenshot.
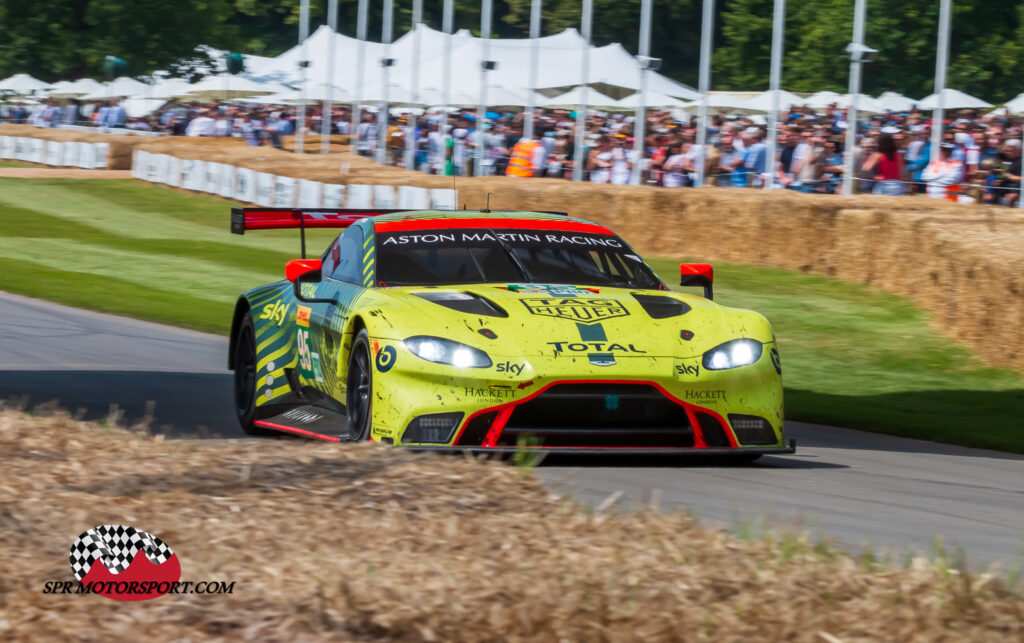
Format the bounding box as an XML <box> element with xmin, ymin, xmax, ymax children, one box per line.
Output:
<box><xmin>287</xmin><ymin>259</ymin><xmax>339</xmax><ymax>305</ymax></box>
<box><xmin>286</xmin><ymin>259</ymin><xmax>321</xmax><ymax>282</ymax></box>
<box><xmin>680</xmin><ymin>263</ymin><xmax>714</xmax><ymax>300</ymax></box>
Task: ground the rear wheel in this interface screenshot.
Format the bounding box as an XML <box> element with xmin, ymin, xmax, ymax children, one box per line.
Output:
<box><xmin>233</xmin><ymin>313</ymin><xmax>271</xmax><ymax>436</ymax></box>
<box><xmin>346</xmin><ymin>329</ymin><xmax>373</xmax><ymax>441</ymax></box>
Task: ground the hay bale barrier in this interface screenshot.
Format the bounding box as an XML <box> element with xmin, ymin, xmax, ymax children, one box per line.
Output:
<box><xmin>1</xmin><ymin>409</ymin><xmax>1021</xmax><ymax>641</ymax></box>
<box><xmin>3</xmin><ymin>125</ymin><xmax>1022</xmax><ymax>368</ymax></box>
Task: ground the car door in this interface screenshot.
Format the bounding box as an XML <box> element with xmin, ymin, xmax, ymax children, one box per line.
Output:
<box><xmin>301</xmin><ymin>225</ymin><xmax>368</xmax><ymax>403</ymax></box>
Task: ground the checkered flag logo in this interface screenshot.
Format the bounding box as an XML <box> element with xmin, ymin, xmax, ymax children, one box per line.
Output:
<box><xmin>69</xmin><ymin>524</ymin><xmax>174</xmax><ymax>581</ymax></box>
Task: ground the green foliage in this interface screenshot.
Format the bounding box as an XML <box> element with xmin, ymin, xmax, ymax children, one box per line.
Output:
<box><xmin>3</xmin><ymin>0</ymin><xmax>1023</xmax><ymax>100</ymax></box>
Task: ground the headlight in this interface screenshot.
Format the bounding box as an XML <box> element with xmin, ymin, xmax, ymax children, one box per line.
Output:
<box><xmin>404</xmin><ymin>336</ymin><xmax>492</xmax><ymax>368</ymax></box>
<box><xmin>702</xmin><ymin>339</ymin><xmax>763</xmax><ymax>370</ymax></box>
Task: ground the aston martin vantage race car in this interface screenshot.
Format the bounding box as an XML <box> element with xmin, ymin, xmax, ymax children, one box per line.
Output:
<box><xmin>228</xmin><ymin>207</ymin><xmax>794</xmax><ymax>458</ymax></box>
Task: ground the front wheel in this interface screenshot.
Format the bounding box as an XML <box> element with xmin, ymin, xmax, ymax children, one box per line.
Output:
<box><xmin>346</xmin><ymin>329</ymin><xmax>374</xmax><ymax>441</ymax></box>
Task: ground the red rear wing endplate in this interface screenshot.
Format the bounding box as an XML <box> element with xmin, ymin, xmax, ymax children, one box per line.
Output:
<box><xmin>230</xmin><ymin>208</ymin><xmax>408</xmax><ymax>235</ymax></box>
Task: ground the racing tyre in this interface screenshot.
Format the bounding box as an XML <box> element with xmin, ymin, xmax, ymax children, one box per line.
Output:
<box><xmin>233</xmin><ymin>312</ymin><xmax>271</xmax><ymax>436</ymax></box>
<box><xmin>346</xmin><ymin>329</ymin><xmax>374</xmax><ymax>441</ymax></box>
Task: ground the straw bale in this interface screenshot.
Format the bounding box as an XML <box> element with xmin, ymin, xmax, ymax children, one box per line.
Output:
<box><xmin>1</xmin><ymin>408</ymin><xmax>1021</xmax><ymax>641</ymax></box>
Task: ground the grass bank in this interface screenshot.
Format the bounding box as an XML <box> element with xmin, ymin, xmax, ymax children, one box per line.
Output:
<box><xmin>0</xmin><ymin>177</ymin><xmax>1021</xmax><ymax>451</ymax></box>
<box><xmin>1</xmin><ymin>410</ymin><xmax>1020</xmax><ymax>641</ymax></box>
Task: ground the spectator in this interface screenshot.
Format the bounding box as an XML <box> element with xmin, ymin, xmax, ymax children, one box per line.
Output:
<box><xmin>864</xmin><ymin>132</ymin><xmax>905</xmax><ymax>195</ymax></box>
<box><xmin>922</xmin><ymin>142</ymin><xmax>964</xmax><ymax>200</ymax></box>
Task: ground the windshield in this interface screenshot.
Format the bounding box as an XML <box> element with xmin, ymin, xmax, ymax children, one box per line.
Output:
<box><xmin>375</xmin><ymin>227</ymin><xmax>661</xmax><ymax>288</ymax></box>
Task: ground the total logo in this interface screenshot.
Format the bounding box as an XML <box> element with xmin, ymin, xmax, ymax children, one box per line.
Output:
<box><xmin>548</xmin><ymin>341</ymin><xmax>646</xmax><ymax>354</ymax></box>
<box><xmin>495</xmin><ymin>361</ymin><xmax>526</xmax><ymax>376</ymax></box>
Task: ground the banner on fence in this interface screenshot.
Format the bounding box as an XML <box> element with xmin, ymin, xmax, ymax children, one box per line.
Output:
<box><xmin>166</xmin><ymin>155</ymin><xmax>182</xmax><ymax>187</ymax></box>
<box><xmin>234</xmin><ymin>168</ymin><xmax>256</xmax><ymax>203</ymax></box>
<box><xmin>218</xmin><ymin>164</ymin><xmax>235</xmax><ymax>199</ymax></box>
<box><xmin>91</xmin><ymin>142</ymin><xmax>108</xmax><ymax>169</ymax></box>
<box><xmin>397</xmin><ymin>185</ymin><xmax>429</xmax><ymax>209</ymax></box>
<box><xmin>274</xmin><ymin>176</ymin><xmax>297</xmax><ymax>208</ymax></box>
<box><xmin>322</xmin><ymin>183</ymin><xmax>345</xmax><ymax>208</ymax></box>
<box><xmin>255</xmin><ymin>172</ymin><xmax>276</xmax><ymax>207</ymax></box>
<box><xmin>430</xmin><ymin>188</ymin><xmax>458</xmax><ymax>210</ymax></box>
<box><xmin>346</xmin><ymin>184</ymin><xmax>373</xmax><ymax>208</ymax></box>
<box><xmin>297</xmin><ymin>179</ymin><xmax>323</xmax><ymax>208</ymax></box>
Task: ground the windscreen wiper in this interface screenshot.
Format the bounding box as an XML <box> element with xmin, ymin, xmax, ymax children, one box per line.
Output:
<box><xmin>489</xmin><ymin>229</ymin><xmax>534</xmax><ymax>282</ymax></box>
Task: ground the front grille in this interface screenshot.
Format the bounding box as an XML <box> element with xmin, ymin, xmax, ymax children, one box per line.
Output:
<box><xmin>728</xmin><ymin>414</ymin><xmax>778</xmax><ymax>445</ymax></box>
<box><xmin>495</xmin><ymin>384</ymin><xmax>694</xmax><ymax>448</ymax></box>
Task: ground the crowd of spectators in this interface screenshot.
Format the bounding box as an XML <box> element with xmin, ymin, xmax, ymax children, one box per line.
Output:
<box><xmin>4</xmin><ymin>95</ymin><xmax>1022</xmax><ymax>205</ymax></box>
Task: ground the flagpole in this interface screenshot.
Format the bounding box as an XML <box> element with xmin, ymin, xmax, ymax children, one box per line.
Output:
<box><xmin>442</xmin><ymin>0</ymin><xmax>454</xmax><ymax>173</ymax></box>
<box><xmin>376</xmin><ymin>0</ymin><xmax>394</xmax><ymax>165</ymax></box>
<box><xmin>351</xmin><ymin>0</ymin><xmax>368</xmax><ymax>136</ymax></box>
<box><xmin>523</xmin><ymin>0</ymin><xmax>542</xmax><ymax>141</ymax></box>
<box><xmin>631</xmin><ymin>0</ymin><xmax>653</xmax><ymax>185</ymax></box>
<box><xmin>321</xmin><ymin>0</ymin><xmax>338</xmax><ymax>155</ymax></box>
<box><xmin>476</xmin><ymin>0</ymin><xmax>493</xmax><ymax>177</ymax></box>
<box><xmin>930</xmin><ymin>0</ymin><xmax>952</xmax><ymax>164</ymax></box>
<box><xmin>405</xmin><ymin>0</ymin><xmax>423</xmax><ymax>170</ymax></box>
<box><xmin>694</xmin><ymin>0</ymin><xmax>714</xmax><ymax>188</ymax></box>
<box><xmin>296</xmin><ymin>0</ymin><xmax>310</xmax><ymax>154</ymax></box>
<box><xmin>764</xmin><ymin>0</ymin><xmax>785</xmax><ymax>190</ymax></box>
<box><xmin>842</xmin><ymin>0</ymin><xmax>866</xmax><ymax>195</ymax></box>
<box><xmin>572</xmin><ymin>0</ymin><xmax>593</xmax><ymax>182</ymax></box>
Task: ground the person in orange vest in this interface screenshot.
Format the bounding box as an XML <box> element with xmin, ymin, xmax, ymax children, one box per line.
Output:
<box><xmin>921</xmin><ymin>142</ymin><xmax>964</xmax><ymax>201</ymax></box>
<box><xmin>505</xmin><ymin>136</ymin><xmax>543</xmax><ymax>177</ymax></box>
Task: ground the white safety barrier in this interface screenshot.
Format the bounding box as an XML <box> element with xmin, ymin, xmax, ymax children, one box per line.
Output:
<box><xmin>346</xmin><ymin>184</ymin><xmax>373</xmax><ymax>208</ymax></box>
<box><xmin>127</xmin><ymin>152</ymin><xmax>457</xmax><ymax>211</ymax></box>
<box><xmin>297</xmin><ymin>179</ymin><xmax>323</xmax><ymax>208</ymax></box>
<box><xmin>397</xmin><ymin>185</ymin><xmax>430</xmax><ymax>210</ymax></box>
<box><xmin>0</xmin><ymin>136</ymin><xmax>110</xmax><ymax>169</ymax></box>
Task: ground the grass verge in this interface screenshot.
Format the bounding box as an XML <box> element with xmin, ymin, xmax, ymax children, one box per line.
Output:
<box><xmin>1</xmin><ymin>409</ymin><xmax>1020</xmax><ymax>641</ymax></box>
<box><xmin>0</xmin><ymin>177</ymin><xmax>1021</xmax><ymax>451</ymax></box>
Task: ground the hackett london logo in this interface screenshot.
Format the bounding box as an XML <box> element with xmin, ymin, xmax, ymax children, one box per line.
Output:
<box><xmin>68</xmin><ymin>524</ymin><xmax>182</xmax><ymax>601</ymax></box>
<box><xmin>521</xmin><ymin>298</ymin><xmax>629</xmax><ymax>323</ymax></box>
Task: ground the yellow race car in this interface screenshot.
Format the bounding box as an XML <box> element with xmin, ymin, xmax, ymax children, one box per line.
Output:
<box><xmin>228</xmin><ymin>207</ymin><xmax>794</xmax><ymax>460</ymax></box>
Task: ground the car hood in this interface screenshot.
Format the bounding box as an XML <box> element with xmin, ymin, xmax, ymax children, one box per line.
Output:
<box><xmin>370</xmin><ymin>283</ymin><xmax>773</xmax><ymax>359</ymax></box>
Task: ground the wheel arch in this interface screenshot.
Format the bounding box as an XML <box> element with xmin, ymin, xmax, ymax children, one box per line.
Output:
<box><xmin>228</xmin><ymin>296</ymin><xmax>252</xmax><ymax>369</ymax></box>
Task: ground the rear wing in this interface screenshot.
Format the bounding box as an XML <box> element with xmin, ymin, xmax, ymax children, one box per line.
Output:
<box><xmin>230</xmin><ymin>207</ymin><xmax>408</xmax><ymax>258</ymax></box>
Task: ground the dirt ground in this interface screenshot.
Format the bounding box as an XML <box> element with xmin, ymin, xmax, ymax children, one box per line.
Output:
<box><xmin>1</xmin><ymin>408</ymin><xmax>1021</xmax><ymax>641</ymax></box>
<box><xmin>2</xmin><ymin>124</ymin><xmax>1021</xmax><ymax>369</ymax></box>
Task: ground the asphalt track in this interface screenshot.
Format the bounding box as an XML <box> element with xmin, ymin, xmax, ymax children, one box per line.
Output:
<box><xmin>2</xmin><ymin>290</ymin><xmax>1022</xmax><ymax>568</ymax></box>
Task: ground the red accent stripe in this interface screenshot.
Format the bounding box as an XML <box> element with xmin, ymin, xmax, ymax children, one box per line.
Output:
<box><xmin>254</xmin><ymin>420</ymin><xmax>342</xmax><ymax>442</ymax></box>
<box><xmin>375</xmin><ymin>218</ymin><xmax>613</xmax><ymax>235</ymax></box>
<box><xmin>453</xmin><ymin>379</ymin><xmax>738</xmax><ymax>449</ymax></box>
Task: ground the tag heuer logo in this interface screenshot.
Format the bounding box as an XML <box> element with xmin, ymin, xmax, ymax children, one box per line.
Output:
<box><xmin>521</xmin><ymin>298</ymin><xmax>630</xmax><ymax>323</ymax></box>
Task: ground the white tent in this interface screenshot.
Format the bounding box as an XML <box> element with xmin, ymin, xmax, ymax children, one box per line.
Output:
<box><xmin>541</xmin><ymin>87</ymin><xmax>622</xmax><ymax>110</ymax></box>
<box><xmin>744</xmin><ymin>89</ymin><xmax>806</xmax><ymax>112</ymax></box>
<box><xmin>256</xmin><ymin>83</ymin><xmax>352</xmax><ymax>104</ymax></box>
<box><xmin>143</xmin><ymin>78</ymin><xmax>194</xmax><ymax>100</ymax></box>
<box><xmin>615</xmin><ymin>91</ymin><xmax>691</xmax><ymax>110</ymax></box>
<box><xmin>81</xmin><ymin>77</ymin><xmax>149</xmax><ymax>100</ymax></box>
<box><xmin>875</xmin><ymin>91</ymin><xmax>916</xmax><ymax>112</ymax></box>
<box><xmin>681</xmin><ymin>93</ymin><xmax>764</xmax><ymax>115</ymax></box>
<box><xmin>46</xmin><ymin>78</ymin><xmax>103</xmax><ymax>98</ymax></box>
<box><xmin>1003</xmin><ymin>92</ymin><xmax>1024</xmax><ymax>115</ymax></box>
<box><xmin>184</xmin><ymin>74</ymin><xmax>283</xmax><ymax>99</ymax></box>
<box><xmin>0</xmin><ymin>73</ymin><xmax>50</xmax><ymax>95</ymax></box>
<box><xmin>122</xmin><ymin>98</ymin><xmax>168</xmax><ymax>118</ymax></box>
<box><xmin>804</xmin><ymin>90</ymin><xmax>843</xmax><ymax>108</ymax></box>
<box><xmin>256</xmin><ymin>24</ymin><xmax>698</xmax><ymax>106</ymax></box>
<box><xmin>838</xmin><ymin>93</ymin><xmax>886</xmax><ymax>113</ymax></box>
<box><xmin>917</xmin><ymin>89</ymin><xmax>992</xmax><ymax>110</ymax></box>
